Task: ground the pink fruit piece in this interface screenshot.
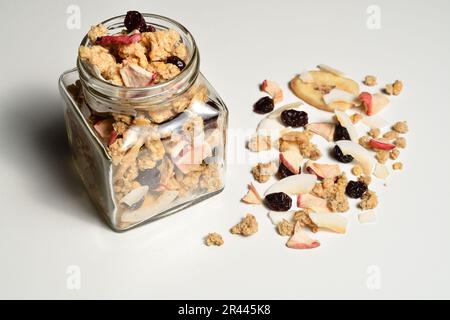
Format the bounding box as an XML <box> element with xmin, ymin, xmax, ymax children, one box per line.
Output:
<box><xmin>286</xmin><ymin>222</ymin><xmax>320</xmax><ymax>250</ymax></box>
<box><xmin>96</xmin><ymin>33</ymin><xmax>142</xmax><ymax>46</ymax></box>
<box><xmin>93</xmin><ymin>118</ymin><xmax>114</xmax><ymax>139</ymax></box>
<box><xmin>261</xmin><ymin>79</ymin><xmax>283</xmax><ymax>104</ymax></box>
<box><xmin>359</xmin><ymin>92</ymin><xmax>373</xmax><ymax>115</ymax></box>
<box><xmin>108</xmin><ymin>130</ymin><xmax>118</xmax><ymax>146</ymax></box>
<box><xmin>306</xmin><ymin>122</ymin><xmax>335</xmax><ymax>142</ymax></box>
<box><xmin>174</xmin><ymin>143</ymin><xmax>212</xmax><ymax>174</ymax></box>
<box><xmin>369</xmin><ymin>138</ymin><xmax>396</xmax><ymax>151</ymax></box>
<box><xmin>241</xmin><ymin>183</ymin><xmax>263</xmax><ymax>204</ymax></box>
<box><xmin>370</xmin><ymin>93</ymin><xmax>390</xmax><ymax>116</ymax></box>
<box><xmin>297</xmin><ymin>193</ymin><xmax>331</xmax><ymax>213</ymax></box>
<box><xmin>305</xmin><ymin>161</ymin><xmax>341</xmax><ymax>180</ymax></box>
<box><xmin>279</xmin><ymin>149</ymin><xmax>303</xmax><ymax>174</ymax></box>
<box><xmin>120</xmin><ymin>62</ymin><xmax>156</xmax><ymax>87</ymax></box>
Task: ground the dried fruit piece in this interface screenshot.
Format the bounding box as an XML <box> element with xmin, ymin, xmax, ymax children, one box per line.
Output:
<box><xmin>253</xmin><ymin>96</ymin><xmax>275</xmax><ymax>114</ymax></box>
<box><xmin>335</xmin><ymin>109</ymin><xmax>358</xmax><ymax>142</ymax></box>
<box><xmin>120</xmin><ymin>62</ymin><xmax>156</xmax><ymax>87</ymax></box>
<box><xmin>334</xmin><ymin>123</ymin><xmax>351</xmax><ymax>141</ymax></box>
<box><xmin>373</xmin><ymin>163</ymin><xmax>390</xmax><ymax>180</ymax></box>
<box><xmin>290</xmin><ymin>70</ymin><xmax>360</xmax><ymax>112</ymax></box>
<box><xmin>371</xmin><ymin>93</ymin><xmax>390</xmax><ymax>115</ymax></box>
<box><xmin>280</xmin><ymin>109</ymin><xmax>308</xmax><ymax>127</ymax></box>
<box><xmin>305</xmin><ymin>161</ymin><xmax>341</xmax><ymax>180</ymax></box>
<box><xmin>280</xmin><ymin>149</ymin><xmax>303</xmax><ymax>174</ymax></box>
<box><xmin>261</xmin><ymin>80</ymin><xmax>283</xmax><ymax>103</ymax></box>
<box><xmin>277</xmin><ymin>162</ymin><xmax>295</xmax><ymax>179</ymax></box>
<box><xmin>298</xmin><ymin>70</ymin><xmax>314</xmax><ymax>83</ymax></box>
<box><xmin>306</xmin><ymin>122</ymin><xmax>335</xmax><ymax>142</ymax></box>
<box><xmin>335</xmin><ymin>140</ymin><xmax>375</xmax><ymax>175</ymax></box>
<box><xmin>323</xmin><ymin>88</ymin><xmax>359</xmax><ymax>106</ymax></box>
<box><xmin>361</xmin><ymin>115</ymin><xmax>388</xmax><ymax>129</ymax></box>
<box><xmin>137</xmin><ymin>167</ymin><xmax>161</xmax><ymax>190</ymax></box>
<box><xmin>96</xmin><ymin>33</ymin><xmax>142</xmax><ymax>46</ymax></box>
<box><xmin>286</xmin><ymin>222</ymin><xmax>320</xmax><ymax>250</ymax></box>
<box><xmin>317</xmin><ymin>64</ymin><xmax>345</xmax><ymax>77</ymax></box>
<box><xmin>265</xmin><ymin>192</ymin><xmax>292</xmax><ymax>211</ymax></box>
<box><xmin>264</xmin><ymin>174</ymin><xmax>316</xmax><ymax>196</ymax></box>
<box><xmin>297</xmin><ymin>193</ymin><xmax>331</xmax><ymax>213</ymax></box>
<box><xmin>268</xmin><ymin>211</ymin><xmax>295</xmax><ymax>225</ymax></box>
<box><xmin>120</xmin><ymin>186</ymin><xmax>149</xmax><ymax>208</ymax></box>
<box><xmin>166</xmin><ymin>56</ymin><xmax>186</xmax><ymax>70</ymax></box>
<box><xmin>369</xmin><ymin>138</ymin><xmax>396</xmax><ymax>151</ymax></box>
<box><xmin>333</xmin><ymin>145</ymin><xmax>354</xmax><ymax>163</ymax></box>
<box><xmin>346</xmin><ymin>181</ymin><xmax>368</xmax><ymax>199</ymax></box>
<box><xmin>93</xmin><ymin>119</ymin><xmax>114</xmax><ymax>140</ymax></box>
<box><xmin>124</xmin><ymin>10</ymin><xmax>154</xmax><ymax>32</ymax></box>
<box><xmin>267</xmin><ymin>101</ymin><xmax>303</xmax><ymax>119</ymax></box>
<box><xmin>359</xmin><ymin>92</ymin><xmax>373</xmax><ymax>114</ymax></box>
<box><xmin>309</xmin><ymin>212</ymin><xmax>348</xmax><ymax>234</ymax></box>
<box><xmin>241</xmin><ymin>183</ymin><xmax>263</xmax><ymax>204</ymax></box>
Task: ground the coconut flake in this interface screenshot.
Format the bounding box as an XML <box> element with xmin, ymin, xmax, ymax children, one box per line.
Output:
<box><xmin>268</xmin><ymin>211</ymin><xmax>295</xmax><ymax>225</ymax></box>
<box><xmin>264</xmin><ymin>174</ymin><xmax>317</xmax><ymax>196</ymax></box>
<box><xmin>361</xmin><ymin>115</ymin><xmax>389</xmax><ymax>129</ymax></box>
<box><xmin>120</xmin><ymin>186</ymin><xmax>149</xmax><ymax>207</ymax></box>
<box><xmin>335</xmin><ymin>140</ymin><xmax>375</xmax><ymax>175</ymax></box>
<box><xmin>309</xmin><ymin>212</ymin><xmax>348</xmax><ymax>234</ymax></box>
<box><xmin>324</xmin><ymin>89</ymin><xmax>359</xmax><ymax>106</ymax></box>
<box><xmin>358</xmin><ymin>210</ymin><xmax>377</xmax><ymax>224</ymax></box>
<box><xmin>373</xmin><ymin>163</ymin><xmax>390</xmax><ymax>180</ymax></box>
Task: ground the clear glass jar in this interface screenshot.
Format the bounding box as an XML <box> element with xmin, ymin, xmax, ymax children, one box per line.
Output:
<box><xmin>58</xmin><ymin>14</ymin><xmax>228</xmax><ymax>231</ymax></box>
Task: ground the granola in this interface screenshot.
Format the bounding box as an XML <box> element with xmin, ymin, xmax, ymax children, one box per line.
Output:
<box><xmin>230</xmin><ymin>214</ymin><xmax>258</xmax><ymax>236</ymax></box>
<box><xmin>394</xmin><ymin>137</ymin><xmax>407</xmax><ymax>149</ymax></box>
<box><xmin>392</xmin><ymin>162</ymin><xmax>403</xmax><ymax>170</ymax></box>
<box><xmin>359</xmin><ymin>191</ymin><xmax>378</xmax><ymax>210</ymax></box>
<box><xmin>392</xmin><ymin>121</ymin><xmax>409</xmax><ymax>134</ymax></box>
<box><xmin>385</xmin><ymin>80</ymin><xmax>403</xmax><ymax>96</ymax></box>
<box><xmin>277</xmin><ymin>220</ymin><xmax>295</xmax><ymax>236</ymax></box>
<box><xmin>293</xmin><ymin>210</ymin><xmax>318</xmax><ymax>233</ymax></box>
<box><xmin>363</xmin><ymin>75</ymin><xmax>377</xmax><ymax>86</ymax></box>
<box><xmin>252</xmin><ymin>162</ymin><xmax>277</xmax><ymax>183</ymax></box>
<box><xmin>248</xmin><ymin>135</ymin><xmax>272</xmax><ymax>152</ymax></box>
<box><xmin>205</xmin><ymin>233</ymin><xmax>224</xmax><ymax>246</ymax></box>
<box><xmin>312</xmin><ymin>173</ymin><xmax>349</xmax><ymax>213</ymax></box>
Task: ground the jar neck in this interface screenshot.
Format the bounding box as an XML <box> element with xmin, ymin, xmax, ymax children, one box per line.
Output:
<box><xmin>77</xmin><ymin>14</ymin><xmax>199</xmax><ymax>115</ymax></box>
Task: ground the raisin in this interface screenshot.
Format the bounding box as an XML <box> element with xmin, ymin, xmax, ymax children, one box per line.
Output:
<box><xmin>253</xmin><ymin>97</ymin><xmax>274</xmax><ymax>114</ymax></box>
<box><xmin>334</xmin><ymin>124</ymin><xmax>351</xmax><ymax>141</ymax></box>
<box><xmin>345</xmin><ymin>181</ymin><xmax>368</xmax><ymax>199</ymax></box>
<box><xmin>280</xmin><ymin>109</ymin><xmax>308</xmax><ymax>127</ymax></box>
<box><xmin>265</xmin><ymin>192</ymin><xmax>292</xmax><ymax>211</ymax></box>
<box><xmin>333</xmin><ymin>145</ymin><xmax>354</xmax><ymax>163</ymax></box>
<box><xmin>136</xmin><ymin>168</ymin><xmax>161</xmax><ymax>190</ymax></box>
<box><xmin>124</xmin><ymin>11</ymin><xmax>154</xmax><ymax>33</ymax></box>
<box><xmin>166</xmin><ymin>56</ymin><xmax>186</xmax><ymax>70</ymax></box>
<box><xmin>277</xmin><ymin>162</ymin><xmax>298</xmax><ymax>179</ymax></box>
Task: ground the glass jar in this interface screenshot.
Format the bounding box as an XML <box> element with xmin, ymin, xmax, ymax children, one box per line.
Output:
<box><xmin>58</xmin><ymin>14</ymin><xmax>228</xmax><ymax>231</ymax></box>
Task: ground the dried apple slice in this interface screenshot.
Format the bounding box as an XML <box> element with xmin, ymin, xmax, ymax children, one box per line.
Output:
<box><xmin>297</xmin><ymin>193</ymin><xmax>331</xmax><ymax>213</ymax></box>
<box><xmin>335</xmin><ymin>109</ymin><xmax>359</xmax><ymax>142</ymax></box>
<box><xmin>305</xmin><ymin>161</ymin><xmax>341</xmax><ymax>180</ymax></box>
<box><xmin>361</xmin><ymin>92</ymin><xmax>389</xmax><ymax>116</ymax></box>
<box><xmin>261</xmin><ymin>80</ymin><xmax>283</xmax><ymax>103</ymax></box>
<box><xmin>96</xmin><ymin>33</ymin><xmax>142</xmax><ymax>45</ymax></box>
<box><xmin>93</xmin><ymin>119</ymin><xmax>114</xmax><ymax>140</ymax></box>
<box><xmin>241</xmin><ymin>183</ymin><xmax>263</xmax><ymax>204</ymax></box>
<box><xmin>264</xmin><ymin>174</ymin><xmax>316</xmax><ymax>196</ymax></box>
<box><xmin>290</xmin><ymin>71</ymin><xmax>359</xmax><ymax>112</ymax></box>
<box><xmin>298</xmin><ymin>70</ymin><xmax>314</xmax><ymax>83</ymax></box>
<box><xmin>309</xmin><ymin>212</ymin><xmax>348</xmax><ymax>234</ymax></box>
<box><xmin>369</xmin><ymin>138</ymin><xmax>396</xmax><ymax>151</ymax></box>
<box><xmin>335</xmin><ymin>140</ymin><xmax>375</xmax><ymax>175</ymax></box>
<box><xmin>306</xmin><ymin>122</ymin><xmax>335</xmax><ymax>142</ymax></box>
<box><xmin>280</xmin><ymin>149</ymin><xmax>303</xmax><ymax>174</ymax></box>
<box><xmin>268</xmin><ymin>211</ymin><xmax>295</xmax><ymax>225</ymax></box>
<box><xmin>358</xmin><ymin>210</ymin><xmax>377</xmax><ymax>224</ymax></box>
<box><xmin>120</xmin><ymin>62</ymin><xmax>156</xmax><ymax>87</ymax></box>
<box><xmin>286</xmin><ymin>222</ymin><xmax>320</xmax><ymax>250</ymax></box>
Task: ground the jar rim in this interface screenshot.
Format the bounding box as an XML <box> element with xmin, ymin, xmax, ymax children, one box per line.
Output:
<box><xmin>78</xmin><ymin>13</ymin><xmax>199</xmax><ymax>97</ymax></box>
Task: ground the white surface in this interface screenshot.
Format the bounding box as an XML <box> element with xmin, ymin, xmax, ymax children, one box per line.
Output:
<box><xmin>1</xmin><ymin>0</ymin><xmax>450</xmax><ymax>299</ymax></box>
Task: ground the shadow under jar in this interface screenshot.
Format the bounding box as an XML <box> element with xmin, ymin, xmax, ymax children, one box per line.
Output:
<box><xmin>58</xmin><ymin>14</ymin><xmax>228</xmax><ymax>231</ymax></box>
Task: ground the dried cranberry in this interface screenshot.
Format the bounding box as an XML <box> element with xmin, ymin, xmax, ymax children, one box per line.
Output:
<box><xmin>265</xmin><ymin>192</ymin><xmax>292</xmax><ymax>211</ymax></box>
<box><xmin>334</xmin><ymin>124</ymin><xmax>351</xmax><ymax>141</ymax></box>
<box><xmin>166</xmin><ymin>56</ymin><xmax>186</xmax><ymax>70</ymax></box>
<box><xmin>280</xmin><ymin>109</ymin><xmax>308</xmax><ymax>127</ymax></box>
<box><xmin>277</xmin><ymin>162</ymin><xmax>297</xmax><ymax>179</ymax></box>
<box><xmin>136</xmin><ymin>168</ymin><xmax>161</xmax><ymax>190</ymax></box>
<box><xmin>253</xmin><ymin>96</ymin><xmax>274</xmax><ymax>114</ymax></box>
<box><xmin>345</xmin><ymin>181</ymin><xmax>368</xmax><ymax>199</ymax></box>
<box><xmin>124</xmin><ymin>11</ymin><xmax>154</xmax><ymax>33</ymax></box>
<box><xmin>333</xmin><ymin>145</ymin><xmax>354</xmax><ymax>163</ymax></box>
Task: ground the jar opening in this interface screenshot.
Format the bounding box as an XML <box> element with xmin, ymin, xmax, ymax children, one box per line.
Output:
<box><xmin>78</xmin><ymin>13</ymin><xmax>200</xmax><ymax>112</ymax></box>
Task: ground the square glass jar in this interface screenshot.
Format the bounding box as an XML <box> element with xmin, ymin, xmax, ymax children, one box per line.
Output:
<box><xmin>58</xmin><ymin>14</ymin><xmax>228</xmax><ymax>231</ymax></box>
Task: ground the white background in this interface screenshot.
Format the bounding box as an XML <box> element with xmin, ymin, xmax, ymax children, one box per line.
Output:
<box><xmin>1</xmin><ymin>0</ymin><xmax>449</xmax><ymax>299</ymax></box>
